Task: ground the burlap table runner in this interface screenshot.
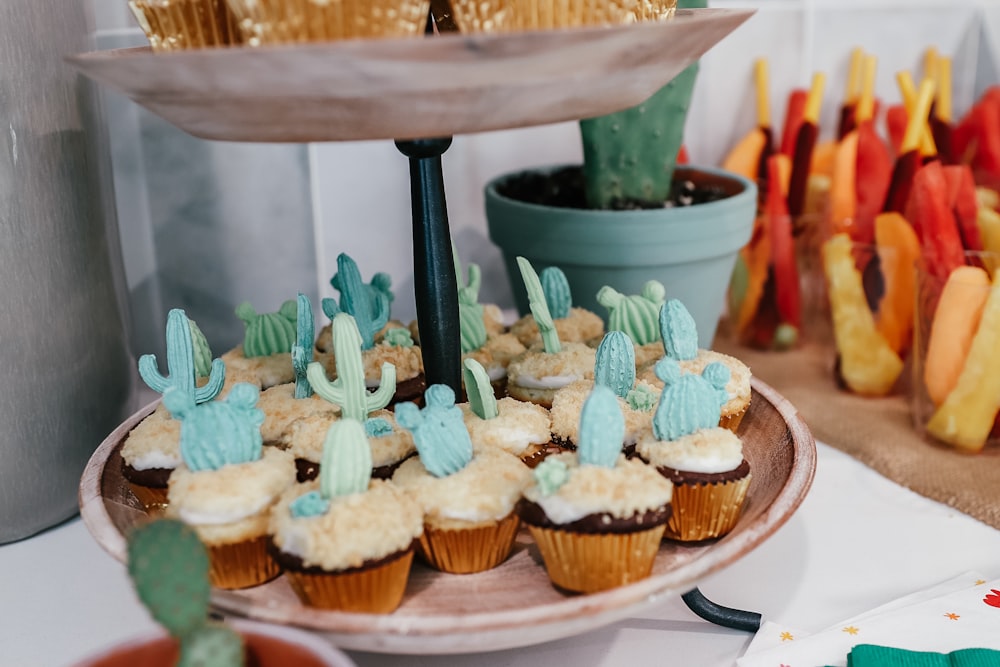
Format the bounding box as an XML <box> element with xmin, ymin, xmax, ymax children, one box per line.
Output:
<box><xmin>713</xmin><ymin>339</ymin><xmax>1000</xmax><ymax>531</ymax></box>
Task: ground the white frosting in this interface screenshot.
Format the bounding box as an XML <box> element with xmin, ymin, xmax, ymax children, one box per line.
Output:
<box><xmin>635</xmin><ymin>427</ymin><xmax>744</xmax><ymax>473</ymax></box>
<box><xmin>461</xmin><ymin>398</ymin><xmax>551</xmax><ymax>457</ymax></box>
<box><xmin>486</xmin><ymin>365</ymin><xmax>507</xmax><ymax>382</ymax></box>
<box><xmin>514</xmin><ymin>373</ymin><xmax>581</xmax><ymax>389</ymax></box>
<box><xmin>178</xmin><ymin>494</ymin><xmax>276</xmax><ymax>526</ymax></box>
<box><xmin>129</xmin><ymin>450</ymin><xmax>182</xmax><ymax>471</ymax></box>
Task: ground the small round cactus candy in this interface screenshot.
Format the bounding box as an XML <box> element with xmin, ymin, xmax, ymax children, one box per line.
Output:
<box><xmin>166</xmin><ymin>382</ymin><xmax>265</xmax><ymax>472</ymax></box>
<box><xmin>652</xmin><ymin>358</ymin><xmax>722</xmax><ymax>441</ymax></box>
<box><xmin>659</xmin><ymin>299</ymin><xmax>699</xmax><ymax>361</ymax></box>
<box><xmin>576</xmin><ymin>385</ymin><xmax>626</xmax><ymax>469</ymax></box>
<box><xmin>597</xmin><ymin>280</ymin><xmax>666</xmax><ymax>346</ymax></box>
<box><xmin>395</xmin><ymin>384</ymin><xmax>473</xmax><ymax>478</ymax></box>
<box><xmin>594</xmin><ymin>330</ymin><xmax>636</xmax><ymax>398</ymax></box>
<box><xmin>235</xmin><ymin>299</ymin><xmax>297</xmax><ymax>358</ymax></box>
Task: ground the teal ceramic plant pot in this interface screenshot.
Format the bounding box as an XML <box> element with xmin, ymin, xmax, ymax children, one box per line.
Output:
<box><xmin>485</xmin><ymin>165</ymin><xmax>757</xmax><ymax>348</ymax></box>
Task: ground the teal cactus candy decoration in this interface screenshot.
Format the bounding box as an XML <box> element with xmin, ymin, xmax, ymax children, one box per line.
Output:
<box><xmin>516</xmin><ymin>256</ymin><xmax>561</xmax><ymax>354</ymax></box>
<box><xmin>139</xmin><ymin>309</ymin><xmax>225</xmax><ymax>410</ymax></box>
<box><xmin>291</xmin><ymin>418</ymin><xmax>373</xmax><ymax>518</ymax></box>
<box><xmin>453</xmin><ymin>245</ymin><xmax>488</xmax><ymax>354</ymax></box>
<box><xmin>383</xmin><ymin>327</ymin><xmax>414</xmax><ymax>348</ymax></box>
<box><xmin>540</xmin><ymin>266</ymin><xmax>572</xmax><ymax>320</ymax></box>
<box><xmin>165</xmin><ymin>382</ymin><xmax>265</xmax><ymax>472</ymax></box>
<box><xmin>306</xmin><ymin>313</ymin><xmax>396</xmax><ymax>421</ymax></box>
<box><xmin>652</xmin><ymin>358</ymin><xmax>729</xmax><ymax>441</ymax></box>
<box><xmin>127</xmin><ymin>519</ymin><xmax>243</xmax><ymax>667</ymax></box>
<box><xmin>396</xmin><ymin>384</ymin><xmax>473</xmax><ymax>478</ymax></box>
<box><xmin>462</xmin><ymin>358</ymin><xmax>499</xmax><ymax>420</ymax></box>
<box><xmin>235</xmin><ymin>299</ymin><xmax>297</xmax><ymax>358</ymax></box>
<box><xmin>292</xmin><ymin>293</ymin><xmax>315</xmax><ymax>399</ymax></box>
<box><xmin>594</xmin><ymin>330</ymin><xmax>636</xmax><ymax>399</ymax></box>
<box><xmin>577</xmin><ymin>385</ymin><xmax>626</xmax><ymax>469</ymax></box>
<box><xmin>323</xmin><ymin>253</ymin><xmax>392</xmax><ymax>350</ymax></box>
<box><xmin>597</xmin><ymin>280</ymin><xmax>667</xmax><ymax>346</ymax></box>
<box><xmin>659</xmin><ymin>298</ymin><xmax>699</xmax><ymax>361</ymax></box>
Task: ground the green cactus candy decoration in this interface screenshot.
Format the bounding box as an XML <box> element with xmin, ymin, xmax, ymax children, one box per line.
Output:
<box><xmin>189</xmin><ymin>319</ymin><xmax>213</xmax><ymax>380</ymax></box>
<box><xmin>597</xmin><ymin>280</ymin><xmax>667</xmax><ymax>346</ymax></box>
<box><xmin>395</xmin><ymin>384</ymin><xmax>473</xmax><ymax>478</ymax></box>
<box><xmin>127</xmin><ymin>518</ymin><xmax>243</xmax><ymax>667</ymax></box>
<box><xmin>516</xmin><ymin>256</ymin><xmax>561</xmax><ymax>354</ymax></box>
<box><xmin>453</xmin><ymin>245</ymin><xmax>488</xmax><ymax>354</ymax></box>
<box><xmin>578</xmin><ymin>0</ymin><xmax>705</xmax><ymax>209</ymax></box>
<box><xmin>626</xmin><ymin>384</ymin><xmax>658</xmax><ymax>413</ymax></box>
<box><xmin>292</xmin><ymin>293</ymin><xmax>315</xmax><ymax>399</ymax></box>
<box><xmin>660</xmin><ymin>299</ymin><xmax>699</xmax><ymax>361</ymax></box>
<box><xmin>383</xmin><ymin>327</ymin><xmax>414</xmax><ymax>348</ymax></box>
<box><xmin>291</xmin><ymin>418</ymin><xmax>374</xmax><ymax>518</ymax></box>
<box><xmin>365</xmin><ymin>416</ymin><xmax>394</xmax><ymax>437</ymax></box>
<box><xmin>594</xmin><ymin>331</ymin><xmax>636</xmax><ymax>399</ymax></box>
<box><xmin>540</xmin><ymin>266</ymin><xmax>572</xmax><ymax>320</ymax></box>
<box><xmin>577</xmin><ymin>385</ymin><xmax>626</xmax><ymax>469</ymax></box>
<box><xmin>323</xmin><ymin>253</ymin><xmax>391</xmax><ymax>350</ymax></box>
<box><xmin>139</xmin><ymin>309</ymin><xmax>225</xmax><ymax>410</ymax></box>
<box><xmin>235</xmin><ymin>299</ymin><xmax>297</xmax><ymax>358</ymax></box>
<box><xmin>462</xmin><ymin>358</ymin><xmax>499</xmax><ymax>420</ymax></box>
<box><xmin>165</xmin><ymin>382</ymin><xmax>264</xmax><ymax>472</ymax></box>
<box><xmin>533</xmin><ymin>457</ymin><xmax>571</xmax><ymax>496</ymax></box>
<box><xmin>306</xmin><ymin>313</ymin><xmax>396</xmax><ymax>421</ymax></box>
<box><xmin>651</xmin><ymin>358</ymin><xmax>729</xmax><ymax>441</ymax></box>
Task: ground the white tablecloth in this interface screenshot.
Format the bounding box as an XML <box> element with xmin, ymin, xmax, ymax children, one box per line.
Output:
<box><xmin>3</xmin><ymin>442</ymin><xmax>998</xmax><ymax>667</ymax></box>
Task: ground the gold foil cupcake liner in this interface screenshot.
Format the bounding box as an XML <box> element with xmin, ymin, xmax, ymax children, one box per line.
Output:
<box><xmin>526</xmin><ymin>524</ymin><xmax>666</xmax><ymax>593</ymax></box>
<box><xmin>719</xmin><ymin>401</ymin><xmax>749</xmax><ymax>433</ymax></box>
<box><xmin>207</xmin><ymin>535</ymin><xmax>282</xmax><ymax>589</ymax></box>
<box><xmin>226</xmin><ymin>0</ymin><xmax>432</xmax><ymax>47</ymax></box>
<box><xmin>285</xmin><ymin>549</ymin><xmax>415</xmax><ymax>613</ymax></box>
<box><xmin>665</xmin><ymin>475</ymin><xmax>752</xmax><ymax>542</ymax></box>
<box><xmin>449</xmin><ymin>0</ymin><xmax>678</xmax><ymax>34</ymax></box>
<box><xmin>418</xmin><ymin>514</ymin><xmax>520</xmax><ymax>573</ymax></box>
<box><xmin>129</xmin><ymin>0</ymin><xmax>242</xmax><ymax>52</ymax></box>
<box><xmin>126</xmin><ymin>482</ymin><xmax>169</xmax><ymax>515</ymax></box>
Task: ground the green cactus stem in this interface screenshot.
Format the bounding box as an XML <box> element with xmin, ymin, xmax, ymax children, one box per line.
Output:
<box><xmin>463</xmin><ymin>358</ymin><xmax>499</xmax><ymax>420</ymax></box>
<box><xmin>235</xmin><ymin>299</ymin><xmax>297</xmax><ymax>358</ymax></box>
<box><xmin>597</xmin><ymin>280</ymin><xmax>666</xmax><ymax>346</ymax></box>
<box><xmin>577</xmin><ymin>385</ymin><xmax>626</xmax><ymax>469</ymax></box>
<box><xmin>166</xmin><ymin>382</ymin><xmax>264</xmax><ymax>472</ymax></box>
<box><xmin>293</xmin><ymin>293</ymin><xmax>315</xmax><ymax>399</ymax></box>
<box><xmin>396</xmin><ymin>384</ymin><xmax>473</xmax><ymax>478</ymax></box>
<box><xmin>454</xmin><ymin>245</ymin><xmax>488</xmax><ymax>353</ymax></box>
<box><xmin>594</xmin><ymin>331</ymin><xmax>636</xmax><ymax>399</ymax></box>
<box><xmin>652</xmin><ymin>358</ymin><xmax>729</xmax><ymax>441</ymax></box>
<box><xmin>307</xmin><ymin>313</ymin><xmax>397</xmax><ymax>421</ymax></box>
<box><xmin>516</xmin><ymin>256</ymin><xmax>561</xmax><ymax>354</ymax></box>
<box><xmin>323</xmin><ymin>253</ymin><xmax>391</xmax><ymax>350</ymax></box>
<box><xmin>139</xmin><ymin>309</ymin><xmax>225</xmax><ymax>410</ymax></box>
<box><xmin>540</xmin><ymin>266</ymin><xmax>572</xmax><ymax>320</ymax></box>
<box><xmin>578</xmin><ymin>0</ymin><xmax>705</xmax><ymax>209</ymax></box>
<box><xmin>660</xmin><ymin>299</ymin><xmax>699</xmax><ymax>360</ymax></box>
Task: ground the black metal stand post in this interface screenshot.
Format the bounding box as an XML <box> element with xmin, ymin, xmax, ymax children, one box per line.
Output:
<box><xmin>394</xmin><ymin>137</ymin><xmax>462</xmax><ymax>394</ymax></box>
<box><xmin>681</xmin><ymin>588</ymin><xmax>762</xmax><ymax>632</ymax></box>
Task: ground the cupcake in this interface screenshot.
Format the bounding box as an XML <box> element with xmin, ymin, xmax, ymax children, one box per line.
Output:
<box><xmin>392</xmin><ymin>384</ymin><xmax>532</xmax><ymax>574</ymax></box>
<box><xmin>449</xmin><ymin>0</ymin><xmax>677</xmax><ymax>33</ymax></box>
<box><xmin>635</xmin><ymin>358</ymin><xmax>751</xmax><ymax>542</ymax></box>
<box><xmin>226</xmin><ymin>0</ymin><xmax>431</xmax><ymax>47</ymax></box>
<box><xmin>129</xmin><ymin>0</ymin><xmax>242</xmax><ymax>52</ymax></box>
<box><xmin>164</xmin><ymin>383</ymin><xmax>296</xmax><ymax>589</ymax></box>
<box><xmin>518</xmin><ymin>385</ymin><xmax>673</xmax><ymax>594</ymax></box>
<box><xmin>509</xmin><ymin>265</ymin><xmax>604</xmax><ymax>348</ymax></box>
<box><xmin>125</xmin><ymin>309</ymin><xmax>227</xmax><ymax>512</ymax></box>
<box><xmin>549</xmin><ymin>331</ymin><xmax>659</xmax><ymax>455</ymax></box>
<box><xmin>460</xmin><ymin>358</ymin><xmax>555</xmax><ymax>466</ymax></box>
<box><xmin>595</xmin><ymin>279</ymin><xmax>667</xmax><ymax>368</ymax></box>
<box><xmin>269</xmin><ymin>418</ymin><xmax>423</xmax><ymax>612</ymax></box>
<box><xmin>505</xmin><ymin>258</ymin><xmax>597</xmax><ymax>408</ymax></box>
<box><xmin>637</xmin><ymin>299</ymin><xmax>752</xmax><ymax>432</ymax></box>
<box><xmin>221</xmin><ymin>300</ymin><xmax>297</xmax><ymax>390</ymax></box>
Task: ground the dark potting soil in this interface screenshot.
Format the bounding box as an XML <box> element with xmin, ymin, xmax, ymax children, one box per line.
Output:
<box><xmin>495</xmin><ymin>165</ymin><xmax>731</xmax><ymax>211</ymax></box>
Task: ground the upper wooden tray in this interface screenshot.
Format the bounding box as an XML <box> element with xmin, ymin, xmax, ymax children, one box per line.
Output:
<box><xmin>65</xmin><ymin>8</ymin><xmax>753</xmax><ymax>142</ymax></box>
<box><xmin>79</xmin><ymin>377</ymin><xmax>815</xmax><ymax>655</ymax></box>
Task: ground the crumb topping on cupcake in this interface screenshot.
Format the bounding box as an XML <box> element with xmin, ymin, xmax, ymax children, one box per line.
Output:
<box><xmin>461</xmin><ymin>397</ymin><xmax>551</xmax><ymax>456</ymax></box>
<box><xmin>550</xmin><ymin>379</ymin><xmax>658</xmax><ymax>446</ymax></box>
<box><xmin>270</xmin><ymin>478</ymin><xmax>422</xmax><ymax>571</ymax></box>
<box><xmin>463</xmin><ymin>332</ymin><xmax>527</xmax><ymax>380</ymax></box>
<box><xmin>510</xmin><ymin>307</ymin><xmax>604</xmax><ymax>347</ymax></box>
<box><xmin>121</xmin><ymin>405</ymin><xmax>181</xmax><ymax>470</ymax></box>
<box><xmin>507</xmin><ymin>341</ymin><xmax>596</xmax><ymax>389</ymax></box>
<box><xmin>636</xmin><ymin>426</ymin><xmax>744</xmax><ymax>473</ymax></box>
<box><xmin>222</xmin><ymin>346</ymin><xmax>295</xmax><ymax>389</ymax></box>
<box><xmin>363</xmin><ymin>342</ymin><xmax>422</xmax><ymax>386</ymax></box>
<box><xmin>256</xmin><ymin>383</ymin><xmax>340</xmax><ymax>447</ymax></box>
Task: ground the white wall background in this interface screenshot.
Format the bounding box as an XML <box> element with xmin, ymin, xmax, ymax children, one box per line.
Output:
<box><xmin>85</xmin><ymin>0</ymin><xmax>1000</xmax><ymax>358</ymax></box>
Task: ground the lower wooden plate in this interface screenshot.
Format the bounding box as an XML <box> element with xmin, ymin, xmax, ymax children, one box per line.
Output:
<box><xmin>79</xmin><ymin>377</ymin><xmax>815</xmax><ymax>654</ymax></box>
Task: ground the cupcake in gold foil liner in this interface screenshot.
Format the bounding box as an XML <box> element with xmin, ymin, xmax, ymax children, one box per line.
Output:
<box><xmin>206</xmin><ymin>535</ymin><xmax>283</xmax><ymax>589</ymax></box>
<box><xmin>129</xmin><ymin>0</ymin><xmax>243</xmax><ymax>52</ymax></box>
<box><xmin>663</xmin><ymin>474</ymin><xmax>751</xmax><ymax>542</ymax></box>
<box><xmin>283</xmin><ymin>548</ymin><xmax>415</xmax><ymax>613</ymax></box>
<box><xmin>527</xmin><ymin>524</ymin><xmax>666</xmax><ymax>594</ymax></box>
<box><xmin>125</xmin><ymin>482</ymin><xmax>170</xmax><ymax>516</ymax></box>
<box><xmin>448</xmin><ymin>0</ymin><xmax>677</xmax><ymax>34</ymax></box>
<box><xmin>719</xmin><ymin>402</ymin><xmax>748</xmax><ymax>433</ymax></box>
<box><xmin>417</xmin><ymin>513</ymin><xmax>521</xmax><ymax>574</ymax></box>
<box><xmin>226</xmin><ymin>0</ymin><xmax>433</xmax><ymax>47</ymax></box>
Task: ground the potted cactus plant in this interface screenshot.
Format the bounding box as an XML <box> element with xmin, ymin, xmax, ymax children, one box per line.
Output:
<box><xmin>485</xmin><ymin>0</ymin><xmax>756</xmax><ymax>348</ymax></box>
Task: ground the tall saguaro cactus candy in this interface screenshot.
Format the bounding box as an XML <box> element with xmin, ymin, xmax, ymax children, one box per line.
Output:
<box><xmin>453</xmin><ymin>245</ymin><xmax>488</xmax><ymax>353</ymax></box>
<box><xmin>322</xmin><ymin>252</ymin><xmax>392</xmax><ymax>350</ymax></box>
<box><xmin>290</xmin><ymin>418</ymin><xmax>373</xmax><ymax>518</ymax></box>
<box><xmin>127</xmin><ymin>519</ymin><xmax>243</xmax><ymax>667</ymax></box>
<box><xmin>396</xmin><ymin>384</ymin><xmax>473</xmax><ymax>478</ymax></box>
<box><xmin>516</xmin><ymin>256</ymin><xmax>561</xmax><ymax>354</ymax></box>
<box><xmin>306</xmin><ymin>313</ymin><xmax>397</xmax><ymax>421</ymax></box>
<box><xmin>235</xmin><ymin>299</ymin><xmax>297</xmax><ymax>358</ymax></box>
<box><xmin>139</xmin><ymin>309</ymin><xmax>225</xmax><ymax>410</ymax></box>
<box><xmin>597</xmin><ymin>280</ymin><xmax>667</xmax><ymax>346</ymax></box>
<box><xmin>579</xmin><ymin>0</ymin><xmax>707</xmax><ymax>209</ymax></box>
<box><xmin>292</xmin><ymin>293</ymin><xmax>315</xmax><ymax>399</ymax></box>
<box><xmin>652</xmin><ymin>357</ymin><xmax>730</xmax><ymax>441</ymax></box>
